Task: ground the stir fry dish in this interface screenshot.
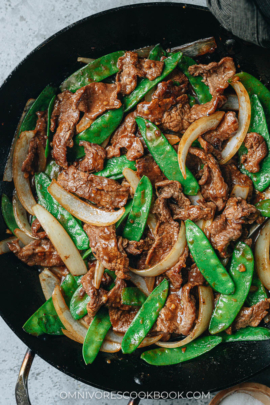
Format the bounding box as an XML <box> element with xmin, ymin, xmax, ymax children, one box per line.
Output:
<box><xmin>3</xmin><ymin>37</ymin><xmax>270</xmax><ymax>366</ymax></box>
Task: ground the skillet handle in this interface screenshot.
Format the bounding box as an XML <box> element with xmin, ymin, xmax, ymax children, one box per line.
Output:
<box><xmin>127</xmin><ymin>399</ymin><xmax>140</xmax><ymax>405</ymax></box>
<box><xmin>15</xmin><ymin>348</ymin><xmax>35</xmax><ymax>405</ymax></box>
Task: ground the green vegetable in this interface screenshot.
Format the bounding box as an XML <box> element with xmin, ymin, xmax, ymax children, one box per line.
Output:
<box><xmin>123</xmin><ymin>176</ymin><xmax>152</xmax><ymax>241</ymax></box>
<box><xmin>122</xmin><ymin>287</ymin><xmax>147</xmax><ymax>306</ymax></box>
<box><xmin>45</xmin><ymin>95</ymin><xmax>56</xmax><ymax>158</ymax></box>
<box><xmin>82</xmin><ymin>307</ymin><xmax>112</xmax><ymax>364</ymax></box>
<box><xmin>256</xmin><ymin>199</ymin><xmax>270</xmax><ymax>217</ymax></box>
<box><xmin>38</xmin><ymin>314</ymin><xmax>63</xmax><ymax>334</ymax></box>
<box><xmin>246</xmin><ymin>273</ymin><xmax>267</xmax><ymax>306</ymax></box>
<box><xmin>61</xmin><ymin>273</ymin><xmax>80</xmax><ymax>307</ymax></box>
<box><xmin>148</xmin><ymin>44</ymin><xmax>167</xmax><ymax>61</ymax></box>
<box><xmin>185</xmin><ymin>220</ymin><xmax>235</xmax><ymax>294</ymax></box>
<box><xmin>209</xmin><ymin>242</ymin><xmax>254</xmax><ymax>334</ymax></box>
<box><xmin>35</xmin><ymin>173</ymin><xmax>89</xmax><ymax>250</ymax></box>
<box><xmin>239</xmin><ymin>94</ymin><xmax>270</xmax><ymax>191</ymax></box>
<box><xmin>177</xmin><ymin>55</ymin><xmax>212</xmax><ymax>104</ymax></box>
<box><xmin>220</xmin><ymin>327</ymin><xmax>270</xmax><ymax>342</ymax></box>
<box><xmin>96</xmin><ymin>155</ymin><xmax>136</xmax><ymax>178</ymax></box>
<box><xmin>45</xmin><ymin>160</ymin><xmax>61</xmax><ymax>180</ymax></box>
<box><xmin>141</xmin><ymin>336</ymin><xmax>222</xmax><ymax>366</ymax></box>
<box><xmin>1</xmin><ymin>194</ymin><xmax>18</xmax><ymax>235</ymax></box>
<box><xmin>70</xmin><ymin>284</ymin><xmax>89</xmax><ymax>320</ymax></box>
<box><xmin>72</xmin><ymin>107</ymin><xmax>124</xmax><ymax>159</ymax></box>
<box><xmin>124</xmin><ymin>52</ymin><xmax>182</xmax><ymax>112</ymax></box>
<box><xmin>60</xmin><ymin>51</ymin><xmax>125</xmax><ymax>92</ymax></box>
<box><xmin>121</xmin><ymin>279</ymin><xmax>169</xmax><ymax>354</ymax></box>
<box><xmin>188</xmin><ymin>95</ymin><xmax>197</xmax><ymax>107</ymax></box>
<box><xmin>136</xmin><ymin>117</ymin><xmax>199</xmax><ymax>195</ymax></box>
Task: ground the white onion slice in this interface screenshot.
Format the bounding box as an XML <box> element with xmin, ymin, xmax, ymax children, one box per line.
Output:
<box><xmin>255</xmin><ymin>220</ymin><xmax>270</xmax><ymax>290</ymax></box>
<box><xmin>147</xmin><ymin>212</ymin><xmax>158</xmax><ymax>236</ymax></box>
<box><xmin>105</xmin><ymin>330</ymin><xmax>124</xmax><ymax>343</ymax></box>
<box><xmin>178</xmin><ymin>111</ymin><xmax>225</xmax><ymax>179</ymax></box>
<box><xmin>130</xmin><ymin>221</ymin><xmax>186</xmax><ymax>277</ymax></box>
<box><xmin>139</xmin><ymin>335</ymin><xmax>162</xmax><ymax>348</ymax></box>
<box><xmin>77</xmin><ymin>57</ymin><xmax>96</xmax><ymax>64</ymax></box>
<box><xmin>32</xmin><ymin>204</ymin><xmax>87</xmax><ymax>276</ymax></box>
<box><xmin>165</xmin><ymin>134</ymin><xmax>180</xmax><ymax>145</ymax></box>
<box><xmin>14</xmin><ymin>228</ymin><xmax>34</xmax><ymax>245</ymax></box>
<box><xmin>188</xmin><ymin>192</ymin><xmax>213</xmax><ymax>232</ymax></box>
<box><xmin>156</xmin><ymin>285</ymin><xmax>214</xmax><ymax>348</ymax></box>
<box><xmin>220</xmin><ymin>80</ymin><xmax>251</xmax><ymax>164</ymax></box>
<box><xmin>106</xmin><ymin>329</ymin><xmax>161</xmax><ymax>348</ymax></box>
<box><xmin>39</xmin><ymin>268</ymin><xmax>60</xmax><ymax>300</ymax></box>
<box><xmin>144</xmin><ymin>86</ymin><xmax>156</xmax><ymax>102</ymax></box>
<box><xmin>48</xmin><ymin>180</ymin><xmax>125</xmax><ymax>226</ymax></box>
<box><xmin>221</xmin><ymin>94</ymin><xmax>239</xmax><ymax>111</ymax></box>
<box><xmin>50</xmin><ymin>266</ymin><xmax>69</xmax><ymax>278</ymax></box>
<box><xmin>231</xmin><ymin>184</ymin><xmax>250</xmax><ymax>200</ymax></box>
<box><xmin>144</xmin><ymin>277</ymin><xmax>155</xmax><ymax>293</ymax></box>
<box><xmin>128</xmin><ymin>271</ymin><xmax>150</xmax><ymax>296</ymax></box>
<box><xmin>12</xmin><ymin>191</ymin><xmax>35</xmax><ymax>238</ymax></box>
<box><xmin>101</xmin><ymin>136</ymin><xmax>111</xmax><ymax>149</ymax></box>
<box><xmin>62</xmin><ymin>328</ymin><xmax>121</xmax><ymax>352</ymax></box>
<box><xmin>94</xmin><ymin>261</ymin><xmax>105</xmax><ymax>289</ymax></box>
<box><xmin>0</xmin><ymin>236</ymin><xmax>19</xmax><ymax>254</ymax></box>
<box><xmin>13</xmin><ymin>131</ymin><xmax>37</xmax><ymax>215</ymax></box>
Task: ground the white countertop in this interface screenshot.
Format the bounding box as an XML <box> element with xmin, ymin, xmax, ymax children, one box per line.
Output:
<box><xmin>0</xmin><ymin>1</ymin><xmax>217</xmax><ymax>404</ymax></box>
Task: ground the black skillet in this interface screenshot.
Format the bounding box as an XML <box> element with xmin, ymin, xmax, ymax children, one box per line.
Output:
<box><xmin>1</xmin><ymin>3</ymin><xmax>270</xmax><ymax>404</ymax></box>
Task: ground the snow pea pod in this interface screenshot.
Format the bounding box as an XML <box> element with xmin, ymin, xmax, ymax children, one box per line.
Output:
<box><xmin>136</xmin><ymin>117</ymin><xmax>199</xmax><ymax>196</ymax></box>
<box><xmin>246</xmin><ymin>273</ymin><xmax>267</xmax><ymax>306</ymax></box>
<box><xmin>121</xmin><ymin>279</ymin><xmax>169</xmax><ymax>354</ymax></box>
<box><xmin>239</xmin><ymin>95</ymin><xmax>270</xmax><ymax>192</ymax></box>
<box><xmin>220</xmin><ymin>327</ymin><xmax>270</xmax><ymax>342</ymax></box>
<box><xmin>45</xmin><ymin>95</ymin><xmax>56</xmax><ymax>158</ymax></box>
<box><xmin>209</xmin><ymin>242</ymin><xmax>254</xmax><ymax>334</ymax></box>
<box><xmin>256</xmin><ymin>199</ymin><xmax>270</xmax><ymax>217</ymax></box>
<box><xmin>35</xmin><ymin>173</ymin><xmax>89</xmax><ymax>250</ymax></box>
<box><xmin>141</xmin><ymin>336</ymin><xmax>222</xmax><ymax>366</ymax></box>
<box><xmin>73</xmin><ymin>106</ymin><xmax>124</xmax><ymax>159</ymax></box>
<box><xmin>60</xmin><ymin>51</ymin><xmax>125</xmax><ymax>92</ymax></box>
<box><xmin>1</xmin><ymin>194</ymin><xmax>18</xmax><ymax>235</ymax></box>
<box><xmin>122</xmin><ymin>176</ymin><xmax>152</xmax><ymax>241</ymax></box>
<box><xmin>61</xmin><ymin>274</ymin><xmax>81</xmax><ymax>307</ymax></box>
<box><xmin>123</xmin><ymin>52</ymin><xmax>182</xmax><ymax>112</ymax></box>
<box><xmin>96</xmin><ymin>155</ymin><xmax>136</xmax><ymax>179</ymax></box>
<box><xmin>122</xmin><ymin>287</ymin><xmax>147</xmax><ymax>306</ymax></box>
<box><xmin>148</xmin><ymin>44</ymin><xmax>167</xmax><ymax>61</ymax></box>
<box><xmin>45</xmin><ymin>160</ymin><xmax>61</xmax><ymax>180</ymax></box>
<box><xmin>83</xmin><ymin>307</ymin><xmax>112</xmax><ymax>364</ymax></box>
<box><xmin>186</xmin><ymin>220</ymin><xmax>235</xmax><ymax>294</ymax></box>
<box><xmin>70</xmin><ymin>284</ymin><xmax>89</xmax><ymax>320</ymax></box>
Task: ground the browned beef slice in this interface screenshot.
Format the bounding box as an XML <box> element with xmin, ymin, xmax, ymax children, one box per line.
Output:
<box><xmin>123</xmin><ymin>238</ymin><xmax>153</xmax><ymax>256</ymax></box>
<box><xmin>188</xmin><ymin>263</ymin><xmax>205</xmax><ymax>287</ymax></box>
<box><xmin>116</xmin><ymin>51</ymin><xmax>164</xmax><ymax>95</ymax></box>
<box><xmin>81</xmin><ymin>267</ymin><xmax>108</xmax><ymax>317</ymax></box>
<box><xmin>136</xmin><ymin>155</ymin><xmax>166</xmax><ymax>186</ymax></box>
<box><xmin>221</xmin><ymin>162</ymin><xmax>253</xmax><ymax>200</ymax></box>
<box><xmin>109</xmin><ymin>307</ymin><xmax>138</xmax><ymax>333</ymax></box>
<box><xmin>189</xmin><ymin>147</ymin><xmax>229</xmax><ymax>211</ymax></box>
<box><xmin>209</xmin><ymin>197</ymin><xmax>259</xmax><ymax>257</ymax></box>
<box><xmin>78</xmin><ymin>141</ymin><xmax>106</xmax><ymax>173</ymax></box>
<box><xmin>22</xmin><ymin>111</ymin><xmax>47</xmax><ymax>174</ymax></box>
<box><xmin>84</xmin><ymin>224</ymin><xmax>129</xmax><ymax>279</ymax></box>
<box><xmin>157</xmin><ymin>284</ymin><xmax>196</xmax><ymax>335</ymax></box>
<box><xmin>57</xmin><ymin>165</ymin><xmax>129</xmax><ymax>209</ymax></box>
<box><xmin>188</xmin><ymin>57</ymin><xmax>236</xmax><ymax>96</ymax></box>
<box><xmin>241</xmin><ymin>132</ymin><xmax>268</xmax><ymax>173</ymax></box>
<box><xmin>152</xmin><ymin>77</ymin><xmax>189</xmax><ymax>100</ymax></box>
<box><xmin>31</xmin><ymin>218</ymin><xmax>46</xmax><ymax>239</ymax></box>
<box><xmin>188</xmin><ymin>94</ymin><xmax>227</xmax><ymax>122</ymax></box>
<box><xmin>233</xmin><ymin>299</ymin><xmax>270</xmax><ymax>330</ymax></box>
<box><xmin>106</xmin><ymin>111</ymin><xmax>144</xmax><ymax>161</ymax></box>
<box><xmin>204</xmin><ymin>111</ymin><xmax>239</xmax><ymax>151</ymax></box>
<box><xmin>166</xmin><ymin>245</ymin><xmax>189</xmax><ymax>289</ymax></box>
<box><xmin>137</xmin><ymin>97</ymin><xmax>176</xmax><ymax>126</ymax></box>
<box><xmin>7</xmin><ymin>238</ymin><xmax>63</xmax><ymax>267</ymax></box>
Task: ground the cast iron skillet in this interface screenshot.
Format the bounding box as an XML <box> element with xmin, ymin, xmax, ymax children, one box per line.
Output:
<box><xmin>1</xmin><ymin>2</ymin><xmax>270</xmax><ymax>401</ymax></box>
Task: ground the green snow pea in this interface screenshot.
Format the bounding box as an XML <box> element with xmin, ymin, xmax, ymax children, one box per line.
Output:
<box><xmin>96</xmin><ymin>155</ymin><xmax>136</xmax><ymax>179</ymax></box>
<box><xmin>209</xmin><ymin>242</ymin><xmax>254</xmax><ymax>334</ymax></box>
<box><xmin>219</xmin><ymin>327</ymin><xmax>270</xmax><ymax>343</ymax></box>
<box><xmin>136</xmin><ymin>117</ymin><xmax>199</xmax><ymax>195</ymax></box>
<box><xmin>122</xmin><ymin>287</ymin><xmax>147</xmax><ymax>306</ymax></box>
<box><xmin>61</xmin><ymin>273</ymin><xmax>81</xmax><ymax>307</ymax></box>
<box><xmin>60</xmin><ymin>51</ymin><xmax>125</xmax><ymax>92</ymax></box>
<box><xmin>246</xmin><ymin>273</ymin><xmax>267</xmax><ymax>306</ymax></box>
<box><xmin>72</xmin><ymin>106</ymin><xmax>124</xmax><ymax>159</ymax></box>
<box><xmin>70</xmin><ymin>284</ymin><xmax>89</xmax><ymax>320</ymax></box>
<box><xmin>188</xmin><ymin>95</ymin><xmax>197</xmax><ymax>107</ymax></box>
<box><xmin>256</xmin><ymin>199</ymin><xmax>270</xmax><ymax>217</ymax></box>
<box><xmin>122</xmin><ymin>176</ymin><xmax>152</xmax><ymax>241</ymax></box>
<box><xmin>45</xmin><ymin>95</ymin><xmax>56</xmax><ymax>158</ymax></box>
<box><xmin>141</xmin><ymin>336</ymin><xmax>222</xmax><ymax>366</ymax></box>
<box><xmin>121</xmin><ymin>279</ymin><xmax>169</xmax><ymax>354</ymax></box>
<box><xmin>124</xmin><ymin>52</ymin><xmax>182</xmax><ymax>112</ymax></box>
<box><xmin>148</xmin><ymin>44</ymin><xmax>167</xmax><ymax>61</ymax></box>
<box><xmin>239</xmin><ymin>95</ymin><xmax>270</xmax><ymax>192</ymax></box>
<box><xmin>35</xmin><ymin>173</ymin><xmax>89</xmax><ymax>250</ymax></box>
<box><xmin>82</xmin><ymin>307</ymin><xmax>112</xmax><ymax>364</ymax></box>
<box><xmin>177</xmin><ymin>55</ymin><xmax>212</xmax><ymax>104</ymax></box>
<box><xmin>186</xmin><ymin>220</ymin><xmax>235</xmax><ymax>294</ymax></box>
<box><xmin>1</xmin><ymin>194</ymin><xmax>18</xmax><ymax>235</ymax></box>
<box><xmin>45</xmin><ymin>160</ymin><xmax>61</xmax><ymax>180</ymax></box>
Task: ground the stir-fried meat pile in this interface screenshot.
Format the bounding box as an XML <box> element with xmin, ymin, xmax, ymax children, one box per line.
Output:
<box><xmin>241</xmin><ymin>132</ymin><xmax>268</xmax><ymax>173</ymax></box>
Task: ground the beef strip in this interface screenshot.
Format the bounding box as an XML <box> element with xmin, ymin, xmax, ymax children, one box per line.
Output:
<box><xmin>31</xmin><ymin>218</ymin><xmax>46</xmax><ymax>239</ymax></box>
<box><xmin>209</xmin><ymin>197</ymin><xmax>259</xmax><ymax>257</ymax></box>
<box><xmin>7</xmin><ymin>238</ymin><xmax>63</xmax><ymax>267</ymax></box>
<box><xmin>189</xmin><ymin>147</ymin><xmax>229</xmax><ymax>211</ymax></box>
<box><xmin>81</xmin><ymin>267</ymin><xmax>108</xmax><ymax>317</ymax></box>
<box><xmin>137</xmin><ymin>97</ymin><xmax>176</xmax><ymax>127</ymax></box>
<box><xmin>156</xmin><ymin>284</ymin><xmax>196</xmax><ymax>336</ymax></box>
<box><xmin>57</xmin><ymin>165</ymin><xmax>129</xmax><ymax>209</ymax></box>
<box><xmin>116</xmin><ymin>51</ymin><xmax>164</xmax><ymax>95</ymax></box>
<box><xmin>188</xmin><ymin>263</ymin><xmax>205</xmax><ymax>287</ymax></box>
<box><xmin>166</xmin><ymin>245</ymin><xmax>189</xmax><ymax>289</ymax></box>
<box><xmin>84</xmin><ymin>224</ymin><xmax>129</xmax><ymax>279</ymax></box>
<box><xmin>152</xmin><ymin>77</ymin><xmax>189</xmax><ymax>100</ymax></box>
<box><xmin>188</xmin><ymin>57</ymin><xmax>236</xmax><ymax>96</ymax></box>
<box><xmin>228</xmin><ymin>299</ymin><xmax>270</xmax><ymax>333</ymax></box>
<box><xmin>222</xmin><ymin>162</ymin><xmax>253</xmax><ymax>200</ymax></box>
<box><xmin>106</xmin><ymin>277</ymin><xmax>131</xmax><ymax>310</ymax></box>
<box><xmin>123</xmin><ymin>238</ymin><xmax>153</xmax><ymax>256</ymax></box>
<box><xmin>136</xmin><ymin>155</ymin><xmax>166</xmax><ymax>186</ymax></box>
<box><xmin>241</xmin><ymin>132</ymin><xmax>268</xmax><ymax>173</ymax></box>
<box><xmin>109</xmin><ymin>307</ymin><xmax>139</xmax><ymax>333</ymax></box>
<box><xmin>77</xmin><ymin>141</ymin><xmax>106</xmax><ymax>172</ymax></box>
<box><xmin>204</xmin><ymin>111</ymin><xmax>239</xmax><ymax>151</ymax></box>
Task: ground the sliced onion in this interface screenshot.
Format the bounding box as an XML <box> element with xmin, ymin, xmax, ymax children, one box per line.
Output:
<box><xmin>106</xmin><ymin>330</ymin><xmax>124</xmax><ymax>343</ymax></box>
<box><xmin>147</xmin><ymin>212</ymin><xmax>158</xmax><ymax>235</ymax></box>
<box><xmin>255</xmin><ymin>220</ymin><xmax>270</xmax><ymax>289</ymax></box>
<box><xmin>106</xmin><ymin>329</ymin><xmax>160</xmax><ymax>348</ymax></box>
<box><xmin>94</xmin><ymin>261</ymin><xmax>105</xmax><ymax>289</ymax></box>
<box><xmin>123</xmin><ymin>168</ymin><xmax>140</xmax><ymax>193</ymax></box>
<box><xmin>79</xmin><ymin>317</ymin><xmax>90</xmax><ymax>329</ymax></box>
<box><xmin>165</xmin><ymin>134</ymin><xmax>180</xmax><ymax>145</ymax></box>
<box><xmin>220</xmin><ymin>80</ymin><xmax>251</xmax><ymax>164</ymax></box>
<box><xmin>221</xmin><ymin>94</ymin><xmax>239</xmax><ymax>111</ymax></box>
<box><xmin>144</xmin><ymin>87</ymin><xmax>156</xmax><ymax>102</ymax></box>
<box><xmin>156</xmin><ymin>285</ymin><xmax>214</xmax><ymax>348</ymax></box>
<box><xmin>130</xmin><ymin>221</ymin><xmax>186</xmax><ymax>277</ymax></box>
<box><xmin>231</xmin><ymin>184</ymin><xmax>250</xmax><ymax>200</ymax></box>
<box><xmin>128</xmin><ymin>271</ymin><xmax>150</xmax><ymax>296</ymax></box>
<box><xmin>48</xmin><ymin>180</ymin><xmax>125</xmax><ymax>227</ymax></box>
<box><xmin>188</xmin><ymin>192</ymin><xmax>213</xmax><ymax>232</ymax></box>
<box><xmin>76</xmin><ymin>114</ymin><xmax>94</xmax><ymax>133</ymax></box>
<box><xmin>171</xmin><ymin>36</ymin><xmax>217</xmax><ymax>57</ymax></box>
<box><xmin>101</xmin><ymin>136</ymin><xmax>111</xmax><ymax>148</ymax></box>
<box><xmin>144</xmin><ymin>277</ymin><xmax>155</xmax><ymax>293</ymax></box>
<box><xmin>62</xmin><ymin>328</ymin><xmax>121</xmax><ymax>352</ymax></box>
<box><xmin>39</xmin><ymin>268</ymin><xmax>60</xmax><ymax>300</ymax></box>
<box><xmin>77</xmin><ymin>57</ymin><xmax>96</xmax><ymax>64</ymax></box>
<box><xmin>0</xmin><ymin>236</ymin><xmax>19</xmax><ymax>254</ymax></box>
<box><xmin>178</xmin><ymin>111</ymin><xmax>225</xmax><ymax>179</ymax></box>
<box><xmin>139</xmin><ymin>335</ymin><xmax>162</xmax><ymax>348</ymax></box>
<box><xmin>14</xmin><ymin>228</ymin><xmax>34</xmax><ymax>245</ymax></box>
<box><xmin>50</xmin><ymin>266</ymin><xmax>69</xmax><ymax>278</ymax></box>
<box><xmin>32</xmin><ymin>204</ymin><xmax>87</xmax><ymax>276</ymax></box>
<box><xmin>13</xmin><ymin>130</ymin><xmax>37</xmax><ymax>215</ymax></box>
<box><xmin>12</xmin><ymin>191</ymin><xmax>35</xmax><ymax>238</ymax></box>
<box><xmin>188</xmin><ymin>191</ymin><xmax>204</xmax><ymax>205</ymax></box>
